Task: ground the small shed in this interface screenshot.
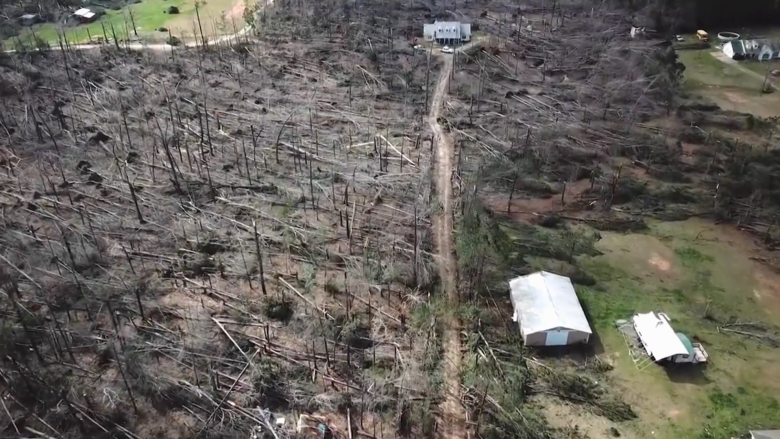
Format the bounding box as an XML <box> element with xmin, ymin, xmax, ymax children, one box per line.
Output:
<box><xmin>19</xmin><ymin>13</ymin><xmax>42</xmax><ymax>26</ymax></box>
<box><xmin>72</xmin><ymin>8</ymin><xmax>97</xmax><ymax>24</ymax></box>
<box><xmin>632</xmin><ymin>311</ymin><xmax>709</xmax><ymax>363</ymax></box>
<box><xmin>509</xmin><ymin>271</ymin><xmax>592</xmax><ymax>346</ymax></box>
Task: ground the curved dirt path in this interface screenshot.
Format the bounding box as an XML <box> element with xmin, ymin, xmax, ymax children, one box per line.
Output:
<box><xmin>4</xmin><ymin>25</ymin><xmax>254</xmax><ymax>53</ymax></box>
<box><xmin>427</xmin><ymin>45</ymin><xmax>470</xmax><ymax>439</ymax></box>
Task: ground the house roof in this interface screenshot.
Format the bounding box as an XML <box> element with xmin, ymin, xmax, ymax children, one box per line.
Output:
<box><xmin>433</xmin><ymin>21</ymin><xmax>463</xmax><ymax>27</ymax></box>
<box><xmin>633</xmin><ymin>312</ymin><xmax>689</xmax><ymax>360</ymax></box>
<box><xmin>752</xmin><ymin>431</ymin><xmax>780</xmax><ymax>439</ymax></box>
<box><xmin>729</xmin><ymin>40</ymin><xmax>745</xmax><ymax>55</ymax></box>
<box><xmin>424</xmin><ymin>21</ymin><xmax>471</xmax><ymax>35</ymax></box>
<box><xmin>730</xmin><ymin>39</ymin><xmax>780</xmax><ymax>55</ymax></box>
<box><xmin>73</xmin><ymin>8</ymin><xmax>91</xmax><ymax>16</ymax></box>
<box><xmin>767</xmin><ymin>41</ymin><xmax>780</xmax><ymax>53</ymax></box>
<box><xmin>509</xmin><ymin>271</ymin><xmax>592</xmax><ymax>335</ymax></box>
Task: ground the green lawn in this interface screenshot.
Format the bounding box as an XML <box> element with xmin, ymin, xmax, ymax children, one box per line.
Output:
<box><xmin>678</xmin><ymin>50</ymin><xmax>764</xmax><ymax>91</ymax></box>
<box><xmin>10</xmin><ymin>0</ymin><xmax>184</xmax><ymax>48</ymax></box>
<box><xmin>8</xmin><ymin>0</ymin><xmax>234</xmax><ymax>48</ymax></box>
<box><xmin>741</xmin><ymin>59</ymin><xmax>780</xmax><ymax>77</ymax></box>
<box><xmin>576</xmin><ymin>218</ymin><xmax>780</xmax><ymax>439</ymax></box>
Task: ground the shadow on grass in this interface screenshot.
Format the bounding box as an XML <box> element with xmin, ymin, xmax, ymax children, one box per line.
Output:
<box><xmin>664</xmin><ymin>362</ymin><xmax>711</xmax><ymax>385</ymax></box>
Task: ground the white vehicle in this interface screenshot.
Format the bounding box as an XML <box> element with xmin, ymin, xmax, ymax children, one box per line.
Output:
<box><xmin>441</xmin><ymin>46</ymin><xmax>454</xmax><ymax>54</ymax></box>
<box><xmin>675</xmin><ymin>35</ymin><xmax>684</xmax><ymax>42</ymax></box>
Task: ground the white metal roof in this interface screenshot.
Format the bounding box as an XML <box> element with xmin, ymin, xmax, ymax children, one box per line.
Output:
<box><xmin>633</xmin><ymin>312</ymin><xmax>689</xmax><ymax>360</ymax></box>
<box><xmin>73</xmin><ymin>8</ymin><xmax>91</xmax><ymax>16</ymax></box>
<box><xmin>83</xmin><ymin>11</ymin><xmax>95</xmax><ymax>18</ymax></box>
<box><xmin>752</xmin><ymin>431</ymin><xmax>780</xmax><ymax>439</ymax></box>
<box><xmin>509</xmin><ymin>271</ymin><xmax>592</xmax><ymax>334</ymax></box>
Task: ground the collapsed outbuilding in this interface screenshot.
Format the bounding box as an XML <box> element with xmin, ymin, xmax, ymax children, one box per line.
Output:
<box><xmin>616</xmin><ymin>311</ymin><xmax>708</xmax><ymax>370</ymax></box>
<box><xmin>71</xmin><ymin>8</ymin><xmax>97</xmax><ymax>24</ymax></box>
<box><xmin>509</xmin><ymin>271</ymin><xmax>592</xmax><ymax>346</ymax></box>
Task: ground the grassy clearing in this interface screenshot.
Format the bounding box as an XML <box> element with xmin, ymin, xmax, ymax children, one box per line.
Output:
<box><xmin>678</xmin><ymin>50</ymin><xmax>763</xmax><ymax>91</ymax></box>
<box><xmin>9</xmin><ymin>0</ymin><xmax>239</xmax><ymax>47</ymax></box>
<box><xmin>576</xmin><ymin>218</ymin><xmax>780</xmax><ymax>439</ymax></box>
<box><xmin>677</xmin><ymin>50</ymin><xmax>780</xmax><ymax>117</ymax></box>
<box><xmin>740</xmin><ymin>59</ymin><xmax>780</xmax><ymax>77</ymax></box>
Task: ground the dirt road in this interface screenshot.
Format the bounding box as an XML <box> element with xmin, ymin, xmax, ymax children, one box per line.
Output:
<box><xmin>4</xmin><ymin>25</ymin><xmax>254</xmax><ymax>53</ymax></box>
<box><xmin>427</xmin><ymin>45</ymin><xmax>471</xmax><ymax>439</ymax></box>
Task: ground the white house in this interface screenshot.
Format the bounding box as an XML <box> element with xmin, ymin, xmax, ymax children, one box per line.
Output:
<box><xmin>423</xmin><ymin>21</ymin><xmax>471</xmax><ymax>45</ymax></box>
<box><xmin>509</xmin><ymin>271</ymin><xmax>592</xmax><ymax>346</ymax></box>
<box><xmin>723</xmin><ymin>39</ymin><xmax>780</xmax><ymax>61</ymax></box>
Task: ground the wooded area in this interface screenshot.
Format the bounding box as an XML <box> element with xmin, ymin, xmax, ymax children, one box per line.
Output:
<box><xmin>1</xmin><ymin>0</ymin><xmax>780</xmax><ymax>438</ymax></box>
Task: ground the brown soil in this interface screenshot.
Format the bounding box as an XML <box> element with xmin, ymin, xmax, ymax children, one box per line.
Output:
<box><xmin>540</xmin><ymin>394</ymin><xmax>637</xmax><ymax>439</ymax></box>
<box><xmin>648</xmin><ymin>253</ymin><xmax>672</xmax><ymax>272</ymax></box>
<box><xmin>225</xmin><ymin>0</ymin><xmax>245</xmax><ymax>21</ymax></box>
<box><xmin>428</xmin><ymin>46</ymin><xmax>466</xmax><ymax>439</ymax></box>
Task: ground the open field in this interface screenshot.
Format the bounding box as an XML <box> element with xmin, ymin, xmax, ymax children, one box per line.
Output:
<box><xmin>677</xmin><ymin>50</ymin><xmax>780</xmax><ymax>117</ymax></box>
<box><xmin>579</xmin><ymin>219</ymin><xmax>780</xmax><ymax>439</ymax></box>
<box><xmin>8</xmin><ymin>0</ymin><xmax>244</xmax><ymax>48</ymax></box>
<box><xmin>739</xmin><ymin>59</ymin><xmax>780</xmax><ymax>77</ymax></box>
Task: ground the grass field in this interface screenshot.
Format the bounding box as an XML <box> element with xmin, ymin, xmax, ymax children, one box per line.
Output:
<box><xmin>678</xmin><ymin>50</ymin><xmax>780</xmax><ymax>117</ymax></box>
<box><xmin>678</xmin><ymin>50</ymin><xmax>763</xmax><ymax>90</ymax></box>
<box><xmin>576</xmin><ymin>219</ymin><xmax>780</xmax><ymax>439</ymax></box>
<box><xmin>741</xmin><ymin>59</ymin><xmax>780</xmax><ymax>77</ymax></box>
<box><xmin>9</xmin><ymin>0</ymin><xmax>243</xmax><ymax>47</ymax></box>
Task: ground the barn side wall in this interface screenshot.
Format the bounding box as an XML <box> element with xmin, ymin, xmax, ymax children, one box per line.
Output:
<box><xmin>523</xmin><ymin>329</ymin><xmax>589</xmax><ymax>346</ymax></box>
<box><xmin>566</xmin><ymin>330</ymin><xmax>590</xmax><ymax>345</ymax></box>
<box><xmin>524</xmin><ymin>331</ymin><xmax>547</xmax><ymax>346</ymax></box>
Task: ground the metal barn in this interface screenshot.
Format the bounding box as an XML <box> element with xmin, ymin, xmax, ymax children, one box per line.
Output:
<box><xmin>509</xmin><ymin>271</ymin><xmax>592</xmax><ymax>346</ymax></box>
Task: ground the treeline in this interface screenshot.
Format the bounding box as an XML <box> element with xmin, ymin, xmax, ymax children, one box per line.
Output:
<box><xmin>613</xmin><ymin>0</ymin><xmax>780</xmax><ymax>31</ymax></box>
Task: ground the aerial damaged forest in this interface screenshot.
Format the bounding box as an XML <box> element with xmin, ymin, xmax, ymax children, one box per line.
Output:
<box><xmin>0</xmin><ymin>1</ymin><xmax>465</xmax><ymax>436</ymax></box>
<box><xmin>2</xmin><ymin>0</ymin><xmax>780</xmax><ymax>438</ymax></box>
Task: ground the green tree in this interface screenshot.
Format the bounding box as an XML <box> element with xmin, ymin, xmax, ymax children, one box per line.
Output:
<box><xmin>646</xmin><ymin>43</ymin><xmax>686</xmax><ymax>115</ymax></box>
